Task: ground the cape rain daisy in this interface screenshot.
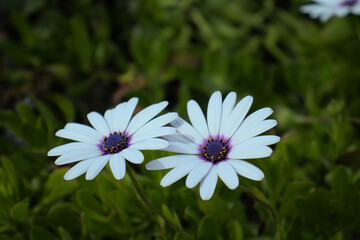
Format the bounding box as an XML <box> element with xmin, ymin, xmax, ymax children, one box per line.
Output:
<box><xmin>146</xmin><ymin>91</ymin><xmax>280</xmax><ymax>200</ymax></box>
<box><xmin>48</xmin><ymin>98</ymin><xmax>177</xmax><ymax>180</ymax></box>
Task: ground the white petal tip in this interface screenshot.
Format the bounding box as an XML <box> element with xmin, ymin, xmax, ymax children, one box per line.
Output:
<box><xmin>47</xmin><ymin>150</ymin><xmax>55</xmax><ymax>157</ymax></box>
<box><xmin>265</xmin><ymin>148</ymin><xmax>273</xmax><ymax>157</ymax></box>
<box><xmin>252</xmin><ymin>174</ymin><xmax>265</xmax><ymax>181</ymax></box>
<box><xmin>55</xmin><ymin>129</ymin><xmax>63</xmax><ymax>137</ymax></box>
<box><xmin>245</xmin><ymin>95</ymin><xmax>253</xmax><ymax>101</ymax></box>
<box><xmin>228</xmin><ymin>184</ymin><xmax>239</xmax><ymax>190</ymax></box>
<box><xmin>160</xmin><ymin>182</ymin><xmax>168</xmax><ymax>187</ymax></box>
<box><xmin>87</xmin><ymin>111</ymin><xmax>95</xmax><ymax>118</ymax></box>
<box><xmin>273</xmin><ymin>136</ymin><xmax>281</xmax><ymax>143</ymax></box>
<box><xmin>200</xmin><ymin>195</ymin><xmax>212</xmax><ymax>201</ymax></box>
<box><xmin>144</xmin><ymin>161</ymin><xmax>158</xmax><ymax>170</ymax></box>
<box><xmin>263</xmin><ymin>107</ymin><xmax>274</xmax><ymax>115</ymax></box>
<box><xmin>54</xmin><ymin>159</ymin><xmax>62</xmax><ymax>165</ymax></box>
<box><xmin>212</xmin><ymin>91</ymin><xmax>221</xmax><ymax>96</ymax></box>
<box><xmin>158</xmin><ymin>101</ymin><xmax>169</xmax><ymax>109</ymax></box>
<box><xmin>187</xmin><ymin>100</ymin><xmax>196</xmax><ymax>106</ymax></box>
<box><xmin>64</xmin><ymin>173</ymin><xmax>75</xmax><ymax>180</ymax></box>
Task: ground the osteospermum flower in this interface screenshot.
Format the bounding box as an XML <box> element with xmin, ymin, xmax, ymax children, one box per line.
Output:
<box><xmin>300</xmin><ymin>0</ymin><xmax>360</xmax><ymax>22</ymax></box>
<box><xmin>48</xmin><ymin>98</ymin><xmax>177</xmax><ymax>180</ymax></box>
<box><xmin>146</xmin><ymin>91</ymin><xmax>280</xmax><ymax>200</ymax></box>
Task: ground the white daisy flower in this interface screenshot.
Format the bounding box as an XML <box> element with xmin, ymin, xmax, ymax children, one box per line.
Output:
<box><xmin>48</xmin><ymin>98</ymin><xmax>178</xmax><ymax>181</ymax></box>
<box><xmin>145</xmin><ymin>91</ymin><xmax>280</xmax><ymax>200</ymax></box>
<box><xmin>300</xmin><ymin>0</ymin><xmax>360</xmax><ymax>22</ymax></box>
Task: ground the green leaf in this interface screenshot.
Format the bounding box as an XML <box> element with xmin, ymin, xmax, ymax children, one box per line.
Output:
<box><xmin>38</xmin><ymin>169</ymin><xmax>78</xmax><ymax>208</ymax></box>
<box><xmin>227</xmin><ymin>220</ymin><xmax>243</xmax><ymax>240</ymax></box>
<box><xmin>20</xmin><ymin>124</ymin><xmax>47</xmax><ymax>148</ymax></box>
<box><xmin>10</xmin><ymin>200</ymin><xmax>30</xmax><ymax>223</ymax></box>
<box><xmin>197</xmin><ymin>216</ymin><xmax>219</xmax><ymax>240</ymax></box>
<box><xmin>295</xmin><ymin>188</ymin><xmax>334</xmax><ymax>232</ymax></box>
<box><xmin>47</xmin><ymin>203</ymin><xmax>81</xmax><ymax>233</ymax></box>
<box><xmin>0</xmin><ymin>157</ymin><xmax>19</xmax><ymax>200</ymax></box>
<box><xmin>329</xmin><ymin>232</ymin><xmax>344</xmax><ymax>240</ymax></box>
<box><xmin>280</xmin><ymin>181</ymin><xmax>315</xmax><ymax>217</ymax></box>
<box><xmin>162</xmin><ymin>204</ymin><xmax>182</xmax><ymax>231</ymax></box>
<box><xmin>17</xmin><ymin>102</ymin><xmax>36</xmax><ymax>124</ymax></box>
<box><xmin>30</xmin><ymin>227</ymin><xmax>55</xmax><ymax>240</ymax></box>
<box><xmin>76</xmin><ymin>189</ymin><xmax>108</xmax><ymax>222</ymax></box>
<box><xmin>33</xmin><ymin>98</ymin><xmax>61</xmax><ymax>136</ymax></box>
<box><xmin>0</xmin><ymin>110</ymin><xmax>22</xmax><ymax>137</ymax></box>
<box><xmin>47</xmin><ymin>94</ymin><xmax>75</xmax><ymax>122</ymax></box>
<box><xmin>173</xmin><ymin>232</ymin><xmax>194</xmax><ymax>240</ymax></box>
<box><xmin>58</xmin><ymin>226</ymin><xmax>74</xmax><ymax>240</ymax></box>
<box><xmin>249</xmin><ymin>186</ymin><xmax>268</xmax><ymax>204</ymax></box>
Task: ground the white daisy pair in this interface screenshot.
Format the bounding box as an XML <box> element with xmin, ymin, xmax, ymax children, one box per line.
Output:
<box><xmin>300</xmin><ymin>0</ymin><xmax>360</xmax><ymax>22</ymax></box>
<box><xmin>48</xmin><ymin>91</ymin><xmax>279</xmax><ymax>200</ymax></box>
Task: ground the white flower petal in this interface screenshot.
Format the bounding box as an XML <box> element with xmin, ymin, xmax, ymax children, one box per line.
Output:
<box><xmin>227</xmin><ymin>159</ymin><xmax>264</xmax><ymax>181</ymax></box>
<box><xmin>231</xmin><ymin>119</ymin><xmax>277</xmax><ymax>146</ymax></box>
<box><xmin>228</xmin><ymin>144</ymin><xmax>273</xmax><ymax>159</ymax></box>
<box><xmin>120</xmin><ymin>148</ymin><xmax>144</xmax><ymax>164</ymax></box>
<box><xmin>352</xmin><ymin>4</ymin><xmax>360</xmax><ymax>14</ymax></box>
<box><xmin>134</xmin><ymin>112</ymin><xmax>178</xmax><ymax>135</ymax></box>
<box><xmin>187</xmin><ymin>100</ymin><xmax>210</xmax><ymax>139</ymax></box>
<box><xmin>112</xmin><ymin>102</ymin><xmax>128</xmax><ymax>132</ymax></box>
<box><xmin>170</xmin><ymin>117</ymin><xmax>204</xmax><ymax>145</ymax></box>
<box><xmin>239</xmin><ymin>135</ymin><xmax>280</xmax><ymax>146</ymax></box>
<box><xmin>131</xmin><ymin>138</ymin><xmax>169</xmax><ymax>150</ymax></box>
<box><xmin>109</xmin><ymin>153</ymin><xmax>126</xmax><ymax>180</ymax></box>
<box><xmin>55</xmin><ymin>149</ymin><xmax>102</xmax><ymax>165</ymax></box>
<box><xmin>164</xmin><ymin>141</ymin><xmax>199</xmax><ymax>154</ymax></box>
<box><xmin>85</xmin><ymin>155</ymin><xmax>111</xmax><ymax>180</ymax></box>
<box><xmin>207</xmin><ymin>91</ymin><xmax>222</xmax><ymax>137</ymax></box>
<box><xmin>237</xmin><ymin>107</ymin><xmax>273</xmax><ymax>130</ymax></box>
<box><xmin>223</xmin><ymin>96</ymin><xmax>253</xmax><ymax>139</ymax></box>
<box><xmin>334</xmin><ymin>7</ymin><xmax>350</xmax><ymax>17</ymax></box>
<box><xmin>64</xmin><ymin>159</ymin><xmax>94</xmax><ymax>180</ymax></box>
<box><xmin>87</xmin><ymin>112</ymin><xmax>110</xmax><ymax>136</ymax></box>
<box><xmin>48</xmin><ymin>142</ymin><xmax>97</xmax><ymax>156</ymax></box>
<box><xmin>163</xmin><ymin>134</ymin><xmax>193</xmax><ymax>144</ymax></box>
<box><xmin>126</xmin><ymin>101</ymin><xmax>168</xmax><ymax>135</ymax></box>
<box><xmin>320</xmin><ymin>9</ymin><xmax>335</xmax><ymax>22</ymax></box>
<box><xmin>56</xmin><ymin>129</ymin><xmax>100</xmax><ymax>144</ymax></box>
<box><xmin>199</xmin><ymin>165</ymin><xmax>218</xmax><ymax>200</ymax></box>
<box><xmin>217</xmin><ymin>161</ymin><xmax>239</xmax><ymax>190</ymax></box>
<box><xmin>104</xmin><ymin>109</ymin><xmax>115</xmax><ymax>133</ymax></box>
<box><xmin>131</xmin><ymin>127</ymin><xmax>176</xmax><ymax>144</ymax></box>
<box><xmin>160</xmin><ymin>159</ymin><xmax>201</xmax><ymax>187</ymax></box>
<box><xmin>146</xmin><ymin>155</ymin><xmax>200</xmax><ymax>170</ymax></box>
<box><xmin>186</xmin><ymin>161</ymin><xmax>212</xmax><ymax>188</ymax></box>
<box><xmin>65</xmin><ymin>123</ymin><xmax>103</xmax><ymax>140</ymax></box>
<box><xmin>116</xmin><ymin>98</ymin><xmax>139</xmax><ymax>133</ymax></box>
<box><xmin>219</xmin><ymin>92</ymin><xmax>237</xmax><ymax>136</ymax></box>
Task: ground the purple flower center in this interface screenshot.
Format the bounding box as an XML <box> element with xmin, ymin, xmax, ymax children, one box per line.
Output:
<box><xmin>340</xmin><ymin>0</ymin><xmax>358</xmax><ymax>6</ymax></box>
<box><xmin>102</xmin><ymin>132</ymin><xmax>129</xmax><ymax>154</ymax></box>
<box><xmin>201</xmin><ymin>138</ymin><xmax>229</xmax><ymax>163</ymax></box>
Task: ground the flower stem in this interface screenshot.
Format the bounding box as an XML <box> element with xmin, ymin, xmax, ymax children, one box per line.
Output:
<box><xmin>238</xmin><ymin>185</ymin><xmax>278</xmax><ymax>231</ymax></box>
<box><xmin>127</xmin><ymin>167</ymin><xmax>181</xmax><ymax>232</ymax></box>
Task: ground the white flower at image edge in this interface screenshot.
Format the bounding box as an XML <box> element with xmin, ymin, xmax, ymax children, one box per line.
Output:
<box><xmin>300</xmin><ymin>0</ymin><xmax>360</xmax><ymax>22</ymax></box>
<box><xmin>146</xmin><ymin>91</ymin><xmax>280</xmax><ymax>200</ymax></box>
<box><xmin>48</xmin><ymin>98</ymin><xmax>177</xmax><ymax>180</ymax></box>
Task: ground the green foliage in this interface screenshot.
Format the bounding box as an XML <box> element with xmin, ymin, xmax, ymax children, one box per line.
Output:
<box><xmin>1</xmin><ymin>0</ymin><xmax>360</xmax><ymax>239</ymax></box>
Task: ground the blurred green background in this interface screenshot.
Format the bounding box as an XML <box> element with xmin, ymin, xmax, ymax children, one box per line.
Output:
<box><xmin>1</xmin><ymin>0</ymin><xmax>360</xmax><ymax>239</ymax></box>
